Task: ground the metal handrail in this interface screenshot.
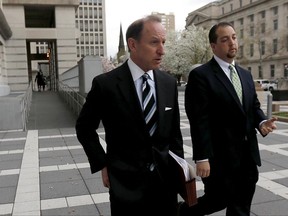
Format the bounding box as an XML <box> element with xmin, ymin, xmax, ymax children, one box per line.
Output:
<box><xmin>58</xmin><ymin>81</ymin><xmax>85</xmax><ymax>116</ymax></box>
<box><xmin>21</xmin><ymin>82</ymin><xmax>33</xmax><ymax>131</ymax></box>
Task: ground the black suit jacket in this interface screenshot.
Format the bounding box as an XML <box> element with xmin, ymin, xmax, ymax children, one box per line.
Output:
<box><xmin>76</xmin><ymin>61</ymin><xmax>183</xmax><ymax>202</ymax></box>
<box><xmin>185</xmin><ymin>57</ymin><xmax>266</xmax><ymax>169</ymax></box>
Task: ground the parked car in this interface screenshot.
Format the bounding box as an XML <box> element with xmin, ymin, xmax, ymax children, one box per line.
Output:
<box><xmin>254</xmin><ymin>79</ymin><xmax>277</xmax><ymax>91</ymax></box>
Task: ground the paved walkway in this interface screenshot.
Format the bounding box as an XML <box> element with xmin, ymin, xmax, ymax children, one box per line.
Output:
<box><xmin>0</xmin><ymin>90</ymin><xmax>288</xmax><ymax>215</ymax></box>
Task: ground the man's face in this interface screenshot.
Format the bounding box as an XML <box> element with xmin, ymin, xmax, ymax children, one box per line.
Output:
<box><xmin>129</xmin><ymin>21</ymin><xmax>166</xmax><ymax>72</ymax></box>
<box><xmin>211</xmin><ymin>25</ymin><xmax>238</xmax><ymax>63</ymax></box>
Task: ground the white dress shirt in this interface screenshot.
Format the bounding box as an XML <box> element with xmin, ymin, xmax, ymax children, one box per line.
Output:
<box><xmin>128</xmin><ymin>58</ymin><xmax>157</xmax><ymax>110</ymax></box>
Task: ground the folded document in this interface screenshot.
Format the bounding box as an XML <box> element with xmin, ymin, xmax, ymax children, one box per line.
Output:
<box><xmin>169</xmin><ymin>150</ymin><xmax>197</xmax><ymax>206</ymax></box>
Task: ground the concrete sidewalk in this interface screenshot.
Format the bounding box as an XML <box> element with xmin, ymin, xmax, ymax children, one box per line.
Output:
<box><xmin>0</xmin><ymin>90</ymin><xmax>288</xmax><ymax>215</ymax></box>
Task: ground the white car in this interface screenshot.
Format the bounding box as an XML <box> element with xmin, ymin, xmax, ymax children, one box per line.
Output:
<box><xmin>254</xmin><ymin>79</ymin><xmax>277</xmax><ymax>91</ymax></box>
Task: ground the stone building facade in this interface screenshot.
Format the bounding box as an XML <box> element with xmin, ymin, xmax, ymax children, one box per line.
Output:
<box><xmin>0</xmin><ymin>0</ymin><xmax>79</xmax><ymax>93</ymax></box>
<box><xmin>186</xmin><ymin>0</ymin><xmax>288</xmax><ymax>82</ymax></box>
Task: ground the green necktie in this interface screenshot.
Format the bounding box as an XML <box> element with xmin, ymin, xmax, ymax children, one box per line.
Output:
<box><xmin>229</xmin><ymin>64</ymin><xmax>242</xmax><ymax>104</ymax></box>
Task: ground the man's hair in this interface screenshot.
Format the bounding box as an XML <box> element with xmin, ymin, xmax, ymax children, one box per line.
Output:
<box><xmin>126</xmin><ymin>15</ymin><xmax>162</xmax><ymax>51</ymax></box>
<box><xmin>208</xmin><ymin>22</ymin><xmax>235</xmax><ymax>44</ymax></box>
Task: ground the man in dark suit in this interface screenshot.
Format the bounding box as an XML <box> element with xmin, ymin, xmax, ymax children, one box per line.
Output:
<box><xmin>76</xmin><ymin>15</ymin><xmax>184</xmax><ymax>216</ymax></box>
<box><xmin>180</xmin><ymin>22</ymin><xmax>277</xmax><ymax>216</ymax></box>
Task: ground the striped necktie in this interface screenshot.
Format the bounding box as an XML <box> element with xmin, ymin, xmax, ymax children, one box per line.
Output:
<box><xmin>142</xmin><ymin>73</ymin><xmax>157</xmax><ymax>136</ymax></box>
<box><xmin>229</xmin><ymin>64</ymin><xmax>243</xmax><ymax>104</ymax></box>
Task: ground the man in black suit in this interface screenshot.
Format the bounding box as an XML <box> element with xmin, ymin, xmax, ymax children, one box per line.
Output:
<box><xmin>180</xmin><ymin>22</ymin><xmax>277</xmax><ymax>216</ymax></box>
<box><xmin>76</xmin><ymin>15</ymin><xmax>183</xmax><ymax>216</ymax></box>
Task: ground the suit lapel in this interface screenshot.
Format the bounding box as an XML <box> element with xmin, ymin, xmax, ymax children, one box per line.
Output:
<box><xmin>211</xmin><ymin>58</ymin><xmax>245</xmax><ymax>113</ymax></box>
<box><xmin>153</xmin><ymin>70</ymin><xmax>168</xmax><ymax>131</ymax></box>
<box><xmin>116</xmin><ymin>62</ymin><xmax>146</xmax><ymax>125</ymax></box>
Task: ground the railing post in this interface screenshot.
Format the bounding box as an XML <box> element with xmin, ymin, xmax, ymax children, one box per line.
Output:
<box><xmin>267</xmin><ymin>92</ymin><xmax>273</xmax><ymax>119</ymax></box>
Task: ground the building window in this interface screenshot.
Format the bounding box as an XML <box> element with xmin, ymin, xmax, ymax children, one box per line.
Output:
<box><xmin>272</xmin><ymin>6</ymin><xmax>278</xmax><ymax>15</ymax></box>
<box><xmin>94</xmin><ymin>8</ymin><xmax>98</xmax><ymax>18</ymax></box>
<box><xmin>260</xmin><ymin>41</ymin><xmax>265</xmax><ymax>55</ymax></box>
<box><xmin>230</xmin><ymin>4</ymin><xmax>233</xmax><ymax>11</ymax></box>
<box><xmin>260</xmin><ymin>11</ymin><xmax>265</xmax><ymax>19</ymax></box>
<box><xmin>85</xmin><ymin>33</ymin><xmax>89</xmax><ymax>44</ymax></box>
<box><xmin>270</xmin><ymin>65</ymin><xmax>275</xmax><ymax>78</ymax></box>
<box><xmin>85</xmin><ymin>20</ymin><xmax>88</xmax><ymax>31</ymax></box>
<box><xmin>94</xmin><ymin>21</ymin><xmax>98</xmax><ymax>31</ymax></box>
<box><xmin>261</xmin><ymin>23</ymin><xmax>265</xmax><ymax>33</ymax></box>
<box><xmin>273</xmin><ymin>39</ymin><xmax>278</xmax><ymax>54</ymax></box>
<box><xmin>80</xmin><ymin>20</ymin><xmax>83</xmax><ymax>31</ymax></box>
<box><xmin>239</xmin><ymin>18</ymin><xmax>243</xmax><ymax>25</ymax></box>
<box><xmin>250</xmin><ymin>26</ymin><xmax>254</xmax><ymax>36</ymax></box>
<box><xmin>222</xmin><ymin>7</ymin><xmax>224</xmax><ymax>14</ymax></box>
<box><xmin>284</xmin><ymin>64</ymin><xmax>288</xmax><ymax>77</ymax></box>
<box><xmin>90</xmin><ymin>33</ymin><xmax>94</xmax><ymax>44</ymax></box>
<box><xmin>286</xmin><ymin>36</ymin><xmax>288</xmax><ymax>51</ymax></box>
<box><xmin>250</xmin><ymin>44</ymin><xmax>254</xmax><ymax>57</ymax></box>
<box><xmin>89</xmin><ymin>20</ymin><xmax>93</xmax><ymax>31</ymax></box>
<box><xmin>247</xmin><ymin>67</ymin><xmax>251</xmax><ymax>72</ymax></box>
<box><xmin>239</xmin><ymin>45</ymin><xmax>243</xmax><ymax>57</ymax></box>
<box><xmin>81</xmin><ymin>47</ymin><xmax>84</xmax><ymax>56</ymax></box>
<box><xmin>99</xmin><ymin>8</ymin><xmax>102</xmax><ymax>18</ymax></box>
<box><xmin>240</xmin><ymin>29</ymin><xmax>244</xmax><ymax>38</ymax></box>
<box><xmin>273</xmin><ymin>19</ymin><xmax>278</xmax><ymax>30</ymax></box>
<box><xmin>249</xmin><ymin>14</ymin><xmax>254</xmax><ymax>22</ymax></box>
<box><xmin>239</xmin><ymin>0</ymin><xmax>242</xmax><ymax>7</ymax></box>
<box><xmin>79</xmin><ymin>7</ymin><xmax>83</xmax><ymax>18</ymax></box>
<box><xmin>99</xmin><ymin>21</ymin><xmax>103</xmax><ymax>31</ymax></box>
<box><xmin>24</xmin><ymin>6</ymin><xmax>55</xmax><ymax>28</ymax></box>
<box><xmin>84</xmin><ymin>7</ymin><xmax>88</xmax><ymax>18</ymax></box>
<box><xmin>258</xmin><ymin>66</ymin><xmax>262</xmax><ymax>78</ymax></box>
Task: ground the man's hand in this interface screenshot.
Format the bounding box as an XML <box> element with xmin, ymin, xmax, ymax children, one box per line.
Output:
<box><xmin>260</xmin><ymin>117</ymin><xmax>277</xmax><ymax>136</ymax></box>
<box><xmin>196</xmin><ymin>161</ymin><xmax>210</xmax><ymax>178</ymax></box>
<box><xmin>101</xmin><ymin>167</ymin><xmax>110</xmax><ymax>188</ymax></box>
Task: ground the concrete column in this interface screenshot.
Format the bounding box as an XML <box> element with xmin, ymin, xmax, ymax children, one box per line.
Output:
<box><xmin>78</xmin><ymin>55</ymin><xmax>102</xmax><ymax>95</ymax></box>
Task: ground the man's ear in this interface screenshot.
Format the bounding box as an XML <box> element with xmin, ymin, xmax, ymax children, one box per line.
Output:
<box><xmin>127</xmin><ymin>38</ymin><xmax>137</xmax><ymax>52</ymax></box>
<box><xmin>210</xmin><ymin>43</ymin><xmax>216</xmax><ymax>51</ymax></box>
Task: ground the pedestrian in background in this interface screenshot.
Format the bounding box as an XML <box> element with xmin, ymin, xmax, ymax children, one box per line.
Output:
<box><xmin>35</xmin><ymin>70</ymin><xmax>44</xmax><ymax>92</ymax></box>
<box><xmin>180</xmin><ymin>22</ymin><xmax>277</xmax><ymax>216</ymax></box>
<box><xmin>76</xmin><ymin>15</ymin><xmax>184</xmax><ymax>216</ymax></box>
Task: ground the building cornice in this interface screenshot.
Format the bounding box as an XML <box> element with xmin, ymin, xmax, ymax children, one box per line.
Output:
<box><xmin>186</xmin><ymin>0</ymin><xmax>274</xmax><ymax>27</ymax></box>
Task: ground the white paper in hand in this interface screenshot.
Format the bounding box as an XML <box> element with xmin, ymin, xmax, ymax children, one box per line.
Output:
<box><xmin>169</xmin><ymin>150</ymin><xmax>196</xmax><ymax>181</ymax></box>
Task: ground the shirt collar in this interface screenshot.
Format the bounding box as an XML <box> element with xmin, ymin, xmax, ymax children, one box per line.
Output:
<box><xmin>214</xmin><ymin>55</ymin><xmax>235</xmax><ymax>70</ymax></box>
<box><xmin>128</xmin><ymin>58</ymin><xmax>154</xmax><ymax>82</ymax></box>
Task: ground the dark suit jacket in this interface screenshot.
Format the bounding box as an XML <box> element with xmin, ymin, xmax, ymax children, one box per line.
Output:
<box><xmin>185</xmin><ymin>57</ymin><xmax>266</xmax><ymax>169</ymax></box>
<box><xmin>76</xmin><ymin>61</ymin><xmax>183</xmax><ymax>202</ymax></box>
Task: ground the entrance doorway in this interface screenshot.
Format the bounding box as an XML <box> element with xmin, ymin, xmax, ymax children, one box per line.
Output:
<box><xmin>26</xmin><ymin>39</ymin><xmax>58</xmax><ymax>91</ymax></box>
